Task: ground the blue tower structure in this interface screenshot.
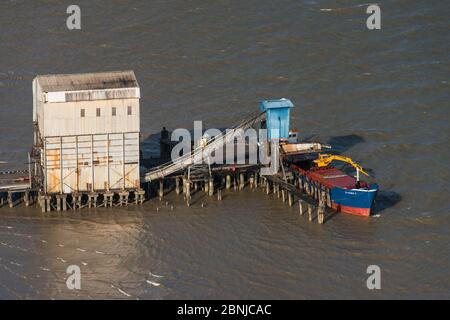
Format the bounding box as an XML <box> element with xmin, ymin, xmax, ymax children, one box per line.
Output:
<box><xmin>259</xmin><ymin>98</ymin><xmax>294</xmax><ymax>140</ymax></box>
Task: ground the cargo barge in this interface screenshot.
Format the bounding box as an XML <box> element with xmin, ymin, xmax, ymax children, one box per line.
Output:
<box><xmin>282</xmin><ymin>143</ymin><xmax>378</xmax><ymax>216</ymax></box>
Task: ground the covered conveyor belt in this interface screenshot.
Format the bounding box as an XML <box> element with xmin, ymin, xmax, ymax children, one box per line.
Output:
<box><xmin>144</xmin><ymin>111</ymin><xmax>265</xmax><ymax>182</ymax></box>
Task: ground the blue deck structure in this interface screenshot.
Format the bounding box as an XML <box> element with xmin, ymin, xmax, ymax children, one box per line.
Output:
<box><xmin>259</xmin><ymin>98</ymin><xmax>294</xmax><ymax>140</ymax></box>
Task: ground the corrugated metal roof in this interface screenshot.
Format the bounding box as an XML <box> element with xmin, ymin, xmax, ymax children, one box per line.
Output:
<box><xmin>259</xmin><ymin>98</ymin><xmax>294</xmax><ymax>111</ymax></box>
<box><xmin>35</xmin><ymin>70</ymin><xmax>139</xmax><ymax>92</ymax></box>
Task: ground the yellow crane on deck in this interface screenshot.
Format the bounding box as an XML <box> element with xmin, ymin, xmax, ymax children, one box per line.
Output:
<box><xmin>313</xmin><ymin>154</ymin><xmax>369</xmax><ymax>182</ymax></box>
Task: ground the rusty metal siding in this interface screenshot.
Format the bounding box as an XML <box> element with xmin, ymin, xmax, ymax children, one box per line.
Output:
<box><xmin>43</xmin><ymin>132</ymin><xmax>140</xmax><ymax>194</ymax></box>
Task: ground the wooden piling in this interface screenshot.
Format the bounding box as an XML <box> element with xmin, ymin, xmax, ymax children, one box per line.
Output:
<box><xmin>204</xmin><ymin>179</ymin><xmax>209</xmax><ymax>194</ymax></box>
<box><xmin>185</xmin><ymin>179</ymin><xmax>191</xmax><ymax>206</ymax></box>
<box><xmin>318</xmin><ymin>190</ymin><xmax>325</xmax><ymax>224</ymax></box>
<box><xmin>159</xmin><ymin>180</ymin><xmax>164</xmax><ymax>200</ymax></box>
<box><xmin>93</xmin><ymin>193</ymin><xmax>98</xmax><ymax>207</ymax></box>
<box><xmin>72</xmin><ymin>194</ymin><xmax>77</xmax><ymax>210</ymax></box>
<box><xmin>7</xmin><ymin>191</ymin><xmax>13</xmax><ymax>208</ymax></box>
<box><xmin>24</xmin><ymin>191</ymin><xmax>30</xmax><ymax>207</ymax></box>
<box><xmin>239</xmin><ymin>172</ymin><xmax>245</xmax><ymax>190</ymax></box>
<box><xmin>87</xmin><ymin>193</ymin><xmax>98</xmax><ymax>208</ymax></box>
<box><xmin>56</xmin><ymin>195</ymin><xmax>62</xmax><ymax>211</ymax></box>
<box><xmin>74</xmin><ymin>193</ymin><xmax>82</xmax><ymax>210</ymax></box>
<box><xmin>209</xmin><ymin>179</ymin><xmax>214</xmax><ymax>196</ymax></box>
<box><xmin>226</xmin><ymin>174</ymin><xmax>231</xmax><ymax>190</ymax></box>
<box><xmin>55</xmin><ymin>194</ymin><xmax>67</xmax><ymax>211</ymax></box>
<box><xmin>61</xmin><ymin>194</ymin><xmax>67</xmax><ymax>211</ymax></box>
<box><xmin>299</xmin><ymin>200</ymin><xmax>304</xmax><ymax>215</ymax></box>
<box><xmin>135</xmin><ymin>189</ymin><xmax>145</xmax><ymax>204</ymax></box>
<box><xmin>326</xmin><ymin>188</ymin><xmax>332</xmax><ymax>207</ymax></box>
<box><xmin>39</xmin><ymin>195</ymin><xmax>46</xmax><ymax>212</ymax></box>
<box><xmin>318</xmin><ymin>202</ymin><xmax>325</xmax><ymax>224</ymax></box>
<box><xmin>175</xmin><ymin>177</ymin><xmax>181</xmax><ymax>195</ymax></box>
<box><xmin>308</xmin><ymin>204</ymin><xmax>313</xmax><ymax>222</ymax></box>
<box><xmin>249</xmin><ymin>174</ymin><xmax>254</xmax><ymax>189</ymax></box>
<box><xmin>104</xmin><ymin>192</ymin><xmax>114</xmax><ymax>207</ymax></box>
<box><xmin>288</xmin><ymin>192</ymin><xmax>293</xmax><ymax>206</ymax></box>
<box><xmin>119</xmin><ymin>191</ymin><xmax>129</xmax><ymax>206</ymax></box>
<box><xmin>46</xmin><ymin>196</ymin><xmax>51</xmax><ymax>212</ymax></box>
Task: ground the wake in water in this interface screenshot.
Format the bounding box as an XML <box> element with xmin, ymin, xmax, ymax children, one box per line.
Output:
<box><xmin>146</xmin><ymin>271</ymin><xmax>164</xmax><ymax>286</ymax></box>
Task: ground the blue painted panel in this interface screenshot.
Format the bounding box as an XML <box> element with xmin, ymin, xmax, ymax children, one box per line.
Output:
<box><xmin>330</xmin><ymin>184</ymin><xmax>378</xmax><ymax>209</ymax></box>
<box><xmin>267</xmin><ymin>108</ymin><xmax>290</xmax><ymax>139</ymax></box>
<box><xmin>260</xmin><ymin>98</ymin><xmax>294</xmax><ymax>111</ymax></box>
<box><xmin>260</xmin><ymin>99</ymin><xmax>294</xmax><ymax>140</ymax></box>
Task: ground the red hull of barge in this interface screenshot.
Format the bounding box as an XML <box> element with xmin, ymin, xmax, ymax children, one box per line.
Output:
<box><xmin>331</xmin><ymin>203</ymin><xmax>371</xmax><ymax>217</ymax></box>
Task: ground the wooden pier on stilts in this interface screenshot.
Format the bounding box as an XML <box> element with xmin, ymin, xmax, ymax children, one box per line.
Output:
<box><xmin>0</xmin><ymin>170</ymin><xmax>37</xmax><ymax>209</ymax></box>
<box><xmin>0</xmin><ymin>86</ymin><xmax>331</xmax><ymax>224</ymax></box>
<box><xmin>141</xmin><ymin>109</ymin><xmax>333</xmax><ymax>224</ymax></box>
<box><xmin>142</xmin><ymin>161</ymin><xmax>333</xmax><ymax>224</ymax></box>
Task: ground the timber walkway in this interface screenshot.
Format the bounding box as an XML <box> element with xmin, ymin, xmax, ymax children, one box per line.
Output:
<box><xmin>0</xmin><ymin>170</ymin><xmax>35</xmax><ymax>208</ymax></box>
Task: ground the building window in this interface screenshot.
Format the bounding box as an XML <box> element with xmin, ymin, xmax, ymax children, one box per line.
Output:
<box><xmin>96</xmin><ymin>108</ymin><xmax>101</xmax><ymax>117</ymax></box>
<box><xmin>81</xmin><ymin>109</ymin><xmax>85</xmax><ymax>117</ymax></box>
<box><xmin>112</xmin><ymin>107</ymin><xmax>116</xmax><ymax>116</ymax></box>
<box><xmin>127</xmin><ymin>106</ymin><xmax>132</xmax><ymax>115</ymax></box>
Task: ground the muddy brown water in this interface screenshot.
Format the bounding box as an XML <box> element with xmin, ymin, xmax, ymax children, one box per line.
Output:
<box><xmin>0</xmin><ymin>1</ymin><xmax>449</xmax><ymax>299</ymax></box>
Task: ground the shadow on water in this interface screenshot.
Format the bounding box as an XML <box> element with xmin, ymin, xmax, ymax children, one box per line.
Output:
<box><xmin>323</xmin><ymin>135</ymin><xmax>402</xmax><ymax>215</ymax></box>
<box><xmin>326</xmin><ymin>134</ymin><xmax>380</xmax><ymax>177</ymax></box>
<box><xmin>141</xmin><ymin>131</ymin><xmax>162</xmax><ymax>159</ymax></box>
<box><xmin>326</xmin><ymin>134</ymin><xmax>365</xmax><ymax>154</ymax></box>
<box><xmin>372</xmin><ymin>190</ymin><xmax>402</xmax><ymax>215</ymax></box>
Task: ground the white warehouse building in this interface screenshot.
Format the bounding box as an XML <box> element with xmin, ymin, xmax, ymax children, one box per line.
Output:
<box><xmin>32</xmin><ymin>71</ymin><xmax>141</xmax><ymax>195</ymax></box>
